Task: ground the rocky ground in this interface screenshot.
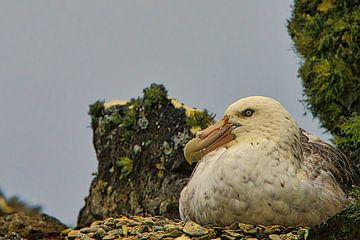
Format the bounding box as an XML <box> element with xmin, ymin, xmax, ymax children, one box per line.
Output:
<box><xmin>65</xmin><ymin>215</ymin><xmax>309</xmax><ymax>240</ymax></box>
<box><xmin>0</xmin><ymin>212</ymin><xmax>67</xmax><ymax>240</ymax></box>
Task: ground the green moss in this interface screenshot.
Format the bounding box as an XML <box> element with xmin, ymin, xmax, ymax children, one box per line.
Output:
<box><xmin>186</xmin><ymin>110</ymin><xmax>215</xmax><ymax>130</ymax></box>
<box><xmin>94</xmin><ymin>180</ymin><xmax>108</xmax><ymax>193</ymax></box>
<box><xmin>116</xmin><ymin>157</ymin><xmax>133</xmax><ymax>177</ymax></box>
<box><xmin>88</xmin><ymin>100</ymin><xmax>105</xmax><ymax>128</ymax></box>
<box><xmin>349</xmin><ymin>186</ymin><xmax>360</xmax><ymax>221</ymax></box>
<box><xmin>143</xmin><ymin>84</ymin><xmax>169</xmax><ymax>108</ymax></box>
<box><xmin>338</xmin><ymin>113</ymin><xmax>360</xmax><ymax>145</ymax></box>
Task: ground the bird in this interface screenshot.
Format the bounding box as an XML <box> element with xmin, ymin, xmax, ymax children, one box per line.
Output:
<box><xmin>179</xmin><ymin>96</ymin><xmax>360</xmax><ymax>226</ymax></box>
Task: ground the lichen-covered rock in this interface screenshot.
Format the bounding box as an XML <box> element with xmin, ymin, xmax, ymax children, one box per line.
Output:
<box><xmin>77</xmin><ymin>84</ymin><xmax>214</xmax><ymax>227</ymax></box>
<box><xmin>69</xmin><ymin>216</ymin><xmax>309</xmax><ymax>240</ymax></box>
<box><xmin>0</xmin><ymin>190</ymin><xmax>41</xmax><ymax>217</ymax></box>
<box><xmin>0</xmin><ymin>212</ymin><xmax>67</xmax><ymax>240</ymax></box>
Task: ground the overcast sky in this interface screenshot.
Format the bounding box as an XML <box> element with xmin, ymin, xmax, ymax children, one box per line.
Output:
<box><xmin>0</xmin><ymin>1</ymin><xmax>330</xmax><ymax>226</ymax></box>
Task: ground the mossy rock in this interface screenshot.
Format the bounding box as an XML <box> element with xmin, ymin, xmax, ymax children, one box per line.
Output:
<box><xmin>77</xmin><ymin>84</ymin><xmax>213</xmax><ymax>227</ymax></box>
<box><xmin>0</xmin><ymin>212</ymin><xmax>66</xmax><ymax>239</ymax></box>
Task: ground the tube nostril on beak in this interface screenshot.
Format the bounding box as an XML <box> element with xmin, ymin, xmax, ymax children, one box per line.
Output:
<box><xmin>233</xmin><ymin>123</ymin><xmax>242</xmax><ymax>128</ymax></box>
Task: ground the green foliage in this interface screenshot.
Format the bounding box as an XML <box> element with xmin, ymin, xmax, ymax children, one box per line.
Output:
<box><xmin>337</xmin><ymin>113</ymin><xmax>360</xmax><ymax>144</ymax></box>
<box><xmin>288</xmin><ymin>0</ymin><xmax>360</xmax><ymax>164</ymax></box>
<box><xmin>88</xmin><ymin>100</ymin><xmax>105</xmax><ymax>128</ymax></box>
<box><xmin>118</xmin><ymin>108</ymin><xmax>137</xmax><ymax>144</ymax></box>
<box><xmin>349</xmin><ymin>186</ymin><xmax>360</xmax><ymax>221</ymax></box>
<box><xmin>143</xmin><ymin>83</ymin><xmax>169</xmax><ymax>108</ymax></box>
<box><xmin>186</xmin><ymin>110</ymin><xmax>215</xmax><ymax>129</ymax></box>
<box><xmin>116</xmin><ymin>157</ymin><xmax>134</xmax><ymax>178</ymax></box>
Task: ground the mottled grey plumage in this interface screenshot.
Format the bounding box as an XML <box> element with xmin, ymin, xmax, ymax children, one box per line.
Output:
<box><xmin>300</xmin><ymin>129</ymin><xmax>359</xmax><ymax>193</ymax></box>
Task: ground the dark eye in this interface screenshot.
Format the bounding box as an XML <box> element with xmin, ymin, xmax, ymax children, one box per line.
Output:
<box><xmin>242</xmin><ymin>109</ymin><xmax>254</xmax><ymax>117</ymax></box>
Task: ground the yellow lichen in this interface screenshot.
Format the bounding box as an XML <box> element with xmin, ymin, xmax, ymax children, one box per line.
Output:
<box><xmin>104</xmin><ymin>100</ymin><xmax>128</xmax><ymax>109</ymax></box>
<box><xmin>104</xmin><ymin>97</ymin><xmax>208</xmax><ymax>134</ymax></box>
<box><xmin>168</xmin><ymin>97</ymin><xmax>202</xmax><ymax>118</ymax></box>
<box><xmin>0</xmin><ymin>197</ymin><xmax>14</xmax><ymax>214</ymax></box>
<box><xmin>104</xmin><ymin>97</ymin><xmax>202</xmax><ymax>118</ymax></box>
<box><xmin>317</xmin><ymin>0</ymin><xmax>335</xmax><ymax>12</ymax></box>
<box><xmin>190</xmin><ymin>126</ymin><xmax>202</xmax><ymax>134</ymax></box>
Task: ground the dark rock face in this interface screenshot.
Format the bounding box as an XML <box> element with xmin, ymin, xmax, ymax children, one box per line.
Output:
<box><xmin>77</xmin><ymin>84</ymin><xmax>213</xmax><ymax>227</ymax></box>
<box><xmin>0</xmin><ymin>212</ymin><xmax>66</xmax><ymax>240</ymax></box>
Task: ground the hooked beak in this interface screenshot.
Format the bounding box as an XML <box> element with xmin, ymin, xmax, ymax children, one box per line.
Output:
<box><xmin>184</xmin><ymin>117</ymin><xmax>236</xmax><ymax>165</ymax></box>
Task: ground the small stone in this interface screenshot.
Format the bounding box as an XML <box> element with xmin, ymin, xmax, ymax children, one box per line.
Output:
<box><xmin>143</xmin><ymin>217</ymin><xmax>155</xmax><ymax>226</ymax></box>
<box><xmin>174</xmin><ymin>234</ymin><xmax>192</xmax><ymax>240</ymax></box>
<box><xmin>223</xmin><ymin>230</ymin><xmax>244</xmax><ymax>238</ymax></box>
<box><xmin>269</xmin><ymin>234</ymin><xmax>282</xmax><ymax>240</ymax></box>
<box><xmin>262</xmin><ymin>225</ymin><xmax>282</xmax><ymax>234</ymax></box>
<box><xmin>91</xmin><ymin>221</ymin><xmax>103</xmax><ymax>227</ymax></box>
<box><xmin>227</xmin><ymin>223</ymin><xmax>238</xmax><ymax>230</ymax></box>
<box><xmin>67</xmin><ymin>230</ymin><xmax>92</xmax><ymax>240</ymax></box>
<box><xmin>95</xmin><ymin>228</ymin><xmax>106</xmax><ymax>238</ymax></box>
<box><xmin>128</xmin><ymin>220</ymin><xmax>142</xmax><ymax>226</ymax></box>
<box><xmin>103</xmin><ymin>234</ymin><xmax>115</xmax><ymax>240</ymax></box>
<box><xmin>183</xmin><ymin>221</ymin><xmax>209</xmax><ymax>237</ymax></box>
<box><xmin>68</xmin><ymin>229</ymin><xmax>81</xmax><ymax>238</ymax></box>
<box><xmin>127</xmin><ymin>236</ymin><xmax>140</xmax><ymax>240</ymax></box>
<box><xmin>88</xmin><ymin>232</ymin><xmax>95</xmax><ymax>238</ymax></box>
<box><xmin>100</xmin><ymin>224</ymin><xmax>113</xmax><ymax>231</ymax></box>
<box><xmin>238</xmin><ymin>223</ymin><xmax>258</xmax><ymax>234</ymax></box>
<box><xmin>122</xmin><ymin>225</ymin><xmax>129</xmax><ymax>237</ymax></box>
<box><xmin>164</xmin><ymin>229</ymin><xmax>182</xmax><ymax>238</ymax></box>
<box><xmin>104</xmin><ymin>220</ymin><xmax>116</xmax><ymax>229</ymax></box>
<box><xmin>148</xmin><ymin>232</ymin><xmax>165</xmax><ymax>240</ymax></box>
<box><xmin>107</xmin><ymin>229</ymin><xmax>123</xmax><ymax>236</ymax></box>
<box><xmin>153</xmin><ymin>225</ymin><xmax>165</xmax><ymax>231</ymax></box>
<box><xmin>80</xmin><ymin>227</ymin><xmax>98</xmax><ymax>233</ymax></box>
<box><xmin>131</xmin><ymin>225</ymin><xmax>150</xmax><ymax>234</ymax></box>
<box><xmin>220</xmin><ymin>235</ymin><xmax>236</xmax><ymax>240</ymax></box>
<box><xmin>61</xmin><ymin>228</ymin><xmax>73</xmax><ymax>236</ymax></box>
<box><xmin>164</xmin><ymin>224</ymin><xmax>182</xmax><ymax>232</ymax></box>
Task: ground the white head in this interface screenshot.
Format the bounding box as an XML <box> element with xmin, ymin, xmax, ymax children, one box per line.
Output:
<box><xmin>224</xmin><ymin>96</ymin><xmax>299</xmax><ymax>144</ymax></box>
<box><xmin>184</xmin><ymin>96</ymin><xmax>301</xmax><ymax>164</ymax></box>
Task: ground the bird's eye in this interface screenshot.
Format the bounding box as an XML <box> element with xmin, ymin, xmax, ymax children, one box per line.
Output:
<box><xmin>242</xmin><ymin>109</ymin><xmax>254</xmax><ymax>117</ymax></box>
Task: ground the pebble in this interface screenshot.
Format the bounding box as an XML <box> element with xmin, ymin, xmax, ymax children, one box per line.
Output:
<box><xmin>80</xmin><ymin>227</ymin><xmax>99</xmax><ymax>233</ymax></box>
<box><xmin>95</xmin><ymin>227</ymin><xmax>107</xmax><ymax>238</ymax></box>
<box><xmin>174</xmin><ymin>234</ymin><xmax>192</xmax><ymax>240</ymax></box>
<box><xmin>102</xmin><ymin>234</ymin><xmax>115</xmax><ymax>240</ymax></box>
<box><xmin>269</xmin><ymin>234</ymin><xmax>282</xmax><ymax>240</ymax></box>
<box><xmin>182</xmin><ymin>221</ymin><xmax>209</xmax><ymax>237</ymax></box>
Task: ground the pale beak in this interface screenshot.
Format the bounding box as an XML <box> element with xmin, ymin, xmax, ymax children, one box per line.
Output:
<box><xmin>184</xmin><ymin>117</ymin><xmax>235</xmax><ymax>164</ymax></box>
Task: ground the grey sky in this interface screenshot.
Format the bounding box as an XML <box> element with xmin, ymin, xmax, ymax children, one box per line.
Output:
<box><xmin>0</xmin><ymin>1</ymin><xmax>330</xmax><ymax>226</ymax></box>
